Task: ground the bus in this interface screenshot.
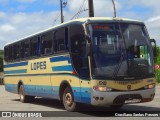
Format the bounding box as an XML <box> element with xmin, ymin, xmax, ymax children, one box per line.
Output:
<box><xmin>4</xmin><ymin>17</ymin><xmax>157</xmax><ymax>111</ymax></box>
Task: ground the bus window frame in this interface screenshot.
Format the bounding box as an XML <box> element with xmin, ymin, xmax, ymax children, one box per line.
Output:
<box><xmin>30</xmin><ymin>37</ymin><xmax>39</xmax><ymax>58</ymax></box>
<box><xmin>4</xmin><ymin>46</ymin><xmax>9</xmax><ymax>62</ymax></box>
<box><xmin>8</xmin><ymin>45</ymin><xmax>14</xmax><ymax>62</ymax></box>
<box><xmin>13</xmin><ymin>42</ymin><xmax>21</xmax><ymax>61</ymax></box>
<box><xmin>54</xmin><ymin>27</ymin><xmax>69</xmax><ymax>54</ymax></box>
<box><xmin>21</xmin><ymin>39</ymin><xmax>31</xmax><ymax>60</ymax></box>
<box><xmin>40</xmin><ymin>31</ymin><xmax>54</xmax><ymax>56</ymax></box>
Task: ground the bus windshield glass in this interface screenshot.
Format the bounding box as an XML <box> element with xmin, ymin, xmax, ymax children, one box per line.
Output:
<box><xmin>89</xmin><ymin>23</ymin><xmax>154</xmax><ymax>80</ymax></box>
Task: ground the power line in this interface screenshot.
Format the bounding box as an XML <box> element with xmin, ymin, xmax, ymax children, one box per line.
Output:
<box><xmin>71</xmin><ymin>0</ymin><xmax>88</xmax><ymax>20</ymax></box>
<box><xmin>53</xmin><ymin>13</ymin><xmax>61</xmax><ymax>25</ymax></box>
<box><xmin>76</xmin><ymin>0</ymin><xmax>87</xmax><ymax>19</ymax></box>
<box><xmin>71</xmin><ymin>9</ymin><xmax>88</xmax><ymax>20</ymax></box>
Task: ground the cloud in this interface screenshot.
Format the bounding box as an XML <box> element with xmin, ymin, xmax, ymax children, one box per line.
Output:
<box><xmin>146</xmin><ymin>16</ymin><xmax>160</xmax><ymax>23</ymax></box>
<box><xmin>0</xmin><ymin>11</ymin><xmax>58</xmax><ymax>48</ymax></box>
<box><xmin>0</xmin><ymin>0</ymin><xmax>160</xmax><ymax>49</ymax></box>
<box><xmin>16</xmin><ymin>0</ymin><xmax>37</xmax><ymax>3</ymax></box>
<box><xmin>0</xmin><ymin>0</ymin><xmax>9</xmax><ymax>6</ymax></box>
<box><xmin>0</xmin><ymin>12</ymin><xmax>6</xmax><ymax>18</ymax></box>
<box><xmin>145</xmin><ymin>16</ymin><xmax>160</xmax><ymax>44</ymax></box>
<box><xmin>0</xmin><ymin>24</ymin><xmax>16</xmax><ymax>32</ymax></box>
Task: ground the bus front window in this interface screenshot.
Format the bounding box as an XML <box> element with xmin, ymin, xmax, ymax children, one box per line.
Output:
<box><xmin>89</xmin><ymin>24</ymin><xmax>124</xmax><ymax>79</ymax></box>
<box><xmin>120</xmin><ymin>24</ymin><xmax>154</xmax><ymax>78</ymax></box>
<box><xmin>89</xmin><ymin>23</ymin><xmax>154</xmax><ymax>80</ymax></box>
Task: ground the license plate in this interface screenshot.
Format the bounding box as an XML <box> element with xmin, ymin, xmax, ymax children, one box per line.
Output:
<box><xmin>125</xmin><ymin>99</ymin><xmax>141</xmax><ymax>103</ymax></box>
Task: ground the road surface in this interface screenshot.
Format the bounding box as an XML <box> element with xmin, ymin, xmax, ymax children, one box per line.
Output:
<box><xmin>0</xmin><ymin>85</ymin><xmax>160</xmax><ymax>117</ymax></box>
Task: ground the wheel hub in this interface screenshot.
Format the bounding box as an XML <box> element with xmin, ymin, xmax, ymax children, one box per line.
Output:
<box><xmin>20</xmin><ymin>89</ymin><xmax>24</xmax><ymax>100</ymax></box>
<box><xmin>65</xmin><ymin>93</ymin><xmax>73</xmax><ymax>106</ymax></box>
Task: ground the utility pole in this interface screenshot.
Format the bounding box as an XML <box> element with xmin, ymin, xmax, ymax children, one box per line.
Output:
<box><xmin>60</xmin><ymin>0</ymin><xmax>64</xmax><ymax>23</ymax></box>
<box><xmin>88</xmin><ymin>0</ymin><xmax>94</xmax><ymax>17</ymax></box>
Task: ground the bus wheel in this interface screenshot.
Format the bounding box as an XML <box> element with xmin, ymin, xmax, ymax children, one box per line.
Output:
<box><xmin>63</xmin><ymin>87</ymin><xmax>77</xmax><ymax>112</ymax></box>
<box><xmin>19</xmin><ymin>85</ymin><xmax>34</xmax><ymax>103</ymax></box>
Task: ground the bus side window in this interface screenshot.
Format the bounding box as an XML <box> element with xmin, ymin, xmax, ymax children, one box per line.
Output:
<box><xmin>8</xmin><ymin>46</ymin><xmax>13</xmax><ymax>62</ymax></box>
<box><xmin>54</xmin><ymin>28</ymin><xmax>66</xmax><ymax>52</ymax></box>
<box><xmin>12</xmin><ymin>43</ymin><xmax>20</xmax><ymax>61</ymax></box>
<box><xmin>4</xmin><ymin>47</ymin><xmax>9</xmax><ymax>62</ymax></box>
<box><xmin>30</xmin><ymin>37</ymin><xmax>38</xmax><ymax>57</ymax></box>
<box><xmin>41</xmin><ymin>32</ymin><xmax>53</xmax><ymax>55</ymax></box>
<box><xmin>22</xmin><ymin>41</ymin><xmax>30</xmax><ymax>58</ymax></box>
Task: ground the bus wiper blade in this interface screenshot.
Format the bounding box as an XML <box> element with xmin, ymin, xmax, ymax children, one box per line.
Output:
<box><xmin>112</xmin><ymin>53</ymin><xmax>124</xmax><ymax>79</ymax></box>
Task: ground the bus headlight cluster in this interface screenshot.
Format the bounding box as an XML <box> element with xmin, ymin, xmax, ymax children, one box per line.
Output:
<box><xmin>93</xmin><ymin>86</ymin><xmax>112</xmax><ymax>92</ymax></box>
<box><xmin>144</xmin><ymin>84</ymin><xmax>155</xmax><ymax>89</ymax></box>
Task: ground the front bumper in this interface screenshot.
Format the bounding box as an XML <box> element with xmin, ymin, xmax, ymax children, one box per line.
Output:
<box><xmin>91</xmin><ymin>88</ymin><xmax>155</xmax><ymax>106</ymax></box>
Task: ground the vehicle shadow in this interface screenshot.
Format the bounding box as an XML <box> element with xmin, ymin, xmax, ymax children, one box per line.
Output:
<box><xmin>12</xmin><ymin>98</ymin><xmax>160</xmax><ymax>117</ymax></box>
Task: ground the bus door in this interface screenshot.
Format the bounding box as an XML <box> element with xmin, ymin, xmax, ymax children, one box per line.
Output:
<box><xmin>70</xmin><ymin>24</ymin><xmax>91</xmax><ymax>104</ymax></box>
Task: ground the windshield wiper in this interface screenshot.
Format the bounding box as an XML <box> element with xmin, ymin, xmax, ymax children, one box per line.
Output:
<box><xmin>112</xmin><ymin>52</ymin><xmax>125</xmax><ymax>79</ymax></box>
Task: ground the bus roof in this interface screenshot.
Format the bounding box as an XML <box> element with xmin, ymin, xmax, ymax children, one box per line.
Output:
<box><xmin>5</xmin><ymin>17</ymin><xmax>143</xmax><ymax>46</ymax></box>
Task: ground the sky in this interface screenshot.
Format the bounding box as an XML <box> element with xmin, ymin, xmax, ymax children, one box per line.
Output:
<box><xmin>0</xmin><ymin>0</ymin><xmax>160</xmax><ymax>49</ymax></box>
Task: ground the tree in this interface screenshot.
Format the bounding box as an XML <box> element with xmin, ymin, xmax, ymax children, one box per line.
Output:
<box><xmin>155</xmin><ymin>47</ymin><xmax>160</xmax><ymax>83</ymax></box>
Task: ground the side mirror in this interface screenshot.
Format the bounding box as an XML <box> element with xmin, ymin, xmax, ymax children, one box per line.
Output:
<box><xmin>150</xmin><ymin>39</ymin><xmax>157</xmax><ymax>57</ymax></box>
<box><xmin>86</xmin><ymin>43</ymin><xmax>91</xmax><ymax>56</ymax></box>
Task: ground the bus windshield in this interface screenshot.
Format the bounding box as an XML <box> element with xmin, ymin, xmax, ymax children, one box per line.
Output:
<box><xmin>89</xmin><ymin>23</ymin><xmax>154</xmax><ymax>80</ymax></box>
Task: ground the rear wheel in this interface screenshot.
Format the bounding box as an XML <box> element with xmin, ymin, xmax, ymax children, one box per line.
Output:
<box><xmin>19</xmin><ymin>85</ymin><xmax>34</xmax><ymax>103</ymax></box>
<box><xmin>63</xmin><ymin>87</ymin><xmax>78</xmax><ymax>112</ymax></box>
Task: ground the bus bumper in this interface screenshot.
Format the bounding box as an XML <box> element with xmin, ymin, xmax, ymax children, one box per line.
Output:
<box><xmin>91</xmin><ymin>88</ymin><xmax>155</xmax><ymax>106</ymax></box>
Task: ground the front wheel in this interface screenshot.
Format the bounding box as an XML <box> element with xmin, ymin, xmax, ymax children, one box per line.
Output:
<box><xmin>63</xmin><ymin>87</ymin><xmax>78</xmax><ymax>112</ymax></box>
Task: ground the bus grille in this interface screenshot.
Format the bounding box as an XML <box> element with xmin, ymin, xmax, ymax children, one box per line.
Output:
<box><xmin>113</xmin><ymin>94</ymin><xmax>142</xmax><ymax>104</ymax></box>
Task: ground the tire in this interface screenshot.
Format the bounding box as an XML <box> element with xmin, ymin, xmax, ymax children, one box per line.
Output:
<box><xmin>19</xmin><ymin>85</ymin><xmax>34</xmax><ymax>103</ymax></box>
<box><xmin>63</xmin><ymin>87</ymin><xmax>78</xmax><ymax>112</ymax></box>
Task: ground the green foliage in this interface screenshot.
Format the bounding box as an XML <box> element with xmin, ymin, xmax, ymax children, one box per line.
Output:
<box><xmin>155</xmin><ymin>47</ymin><xmax>160</xmax><ymax>83</ymax></box>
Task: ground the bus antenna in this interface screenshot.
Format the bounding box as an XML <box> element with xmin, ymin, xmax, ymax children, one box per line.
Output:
<box><xmin>112</xmin><ymin>0</ymin><xmax>116</xmax><ymax>18</ymax></box>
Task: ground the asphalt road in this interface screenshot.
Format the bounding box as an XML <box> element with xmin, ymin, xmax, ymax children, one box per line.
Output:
<box><xmin>0</xmin><ymin>85</ymin><xmax>160</xmax><ymax>117</ymax></box>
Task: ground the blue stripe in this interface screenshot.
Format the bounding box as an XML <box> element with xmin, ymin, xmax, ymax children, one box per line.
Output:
<box><xmin>52</xmin><ymin>65</ymin><xmax>73</xmax><ymax>72</ymax></box>
<box><xmin>5</xmin><ymin>84</ymin><xmax>91</xmax><ymax>104</ymax></box>
<box><xmin>4</xmin><ymin>62</ymin><xmax>28</xmax><ymax>68</ymax></box>
<box><xmin>50</xmin><ymin>56</ymin><xmax>71</xmax><ymax>63</ymax></box>
<box><xmin>5</xmin><ymin>84</ymin><xmax>18</xmax><ymax>93</ymax></box>
<box><xmin>4</xmin><ymin>69</ymin><xmax>27</xmax><ymax>74</ymax></box>
<box><xmin>81</xmin><ymin>88</ymin><xmax>91</xmax><ymax>104</ymax></box>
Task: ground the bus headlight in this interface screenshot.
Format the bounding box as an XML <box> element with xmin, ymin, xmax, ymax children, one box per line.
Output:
<box><xmin>144</xmin><ymin>84</ymin><xmax>155</xmax><ymax>89</ymax></box>
<box><xmin>93</xmin><ymin>86</ymin><xmax>112</xmax><ymax>92</ymax></box>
